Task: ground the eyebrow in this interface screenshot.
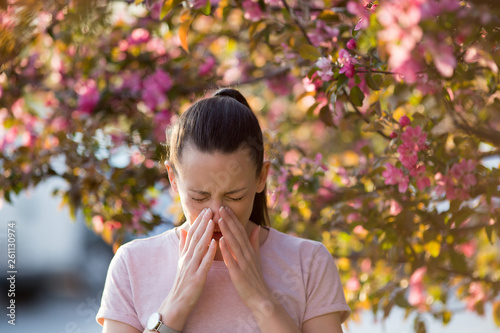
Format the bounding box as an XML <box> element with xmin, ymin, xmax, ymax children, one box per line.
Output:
<box><xmin>188</xmin><ymin>187</ymin><xmax>247</xmax><ymax>195</ymax></box>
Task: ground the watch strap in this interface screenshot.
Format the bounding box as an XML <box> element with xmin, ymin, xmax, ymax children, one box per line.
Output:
<box><xmin>157</xmin><ymin>323</ymin><xmax>181</xmax><ymax>333</ymax></box>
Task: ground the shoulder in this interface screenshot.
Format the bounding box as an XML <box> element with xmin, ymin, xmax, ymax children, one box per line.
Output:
<box><xmin>114</xmin><ymin>228</ymin><xmax>178</xmax><ymax>261</ymax></box>
<box><xmin>263</xmin><ymin>228</ymin><xmax>331</xmax><ymax>267</ymax></box>
<box><xmin>265</xmin><ymin>227</ymin><xmax>326</xmax><ymax>254</ymax></box>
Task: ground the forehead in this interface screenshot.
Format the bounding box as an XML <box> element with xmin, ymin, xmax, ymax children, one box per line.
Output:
<box><xmin>177</xmin><ymin>146</ymin><xmax>257</xmax><ymax>191</ymax></box>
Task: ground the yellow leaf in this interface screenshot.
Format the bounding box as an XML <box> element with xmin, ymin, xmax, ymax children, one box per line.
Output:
<box><xmin>134</xmin><ymin>0</ymin><xmax>145</xmax><ymax>4</ymax></box>
<box><xmin>425</xmin><ymin>241</ymin><xmax>441</xmax><ymax>258</ymax></box>
<box><xmin>493</xmin><ymin>301</ymin><xmax>500</xmax><ymax>327</ymax></box>
<box><xmin>179</xmin><ymin>20</ymin><xmax>192</xmax><ymax>52</ymax></box>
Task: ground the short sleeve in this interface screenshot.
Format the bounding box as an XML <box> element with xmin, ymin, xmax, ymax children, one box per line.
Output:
<box><xmin>96</xmin><ymin>246</ymin><xmax>143</xmax><ymax>331</ymax></box>
<box><xmin>302</xmin><ymin>243</ymin><xmax>351</xmax><ymax>324</ymax></box>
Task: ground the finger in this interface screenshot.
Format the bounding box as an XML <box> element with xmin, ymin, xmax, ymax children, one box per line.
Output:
<box><xmin>193</xmin><ymin>219</ymin><xmax>215</xmax><ymax>259</ymax></box>
<box><xmin>219</xmin><ymin>206</ymin><xmax>248</xmax><ymax>248</ymax></box>
<box><xmin>199</xmin><ymin>238</ymin><xmax>217</xmax><ymax>272</ymax></box>
<box><xmin>186</xmin><ymin>208</ymin><xmax>212</xmax><ymax>247</ymax></box>
<box><xmin>219</xmin><ymin>237</ymin><xmax>238</xmax><ymax>270</ymax></box>
<box><xmin>219</xmin><ymin>218</ymin><xmax>255</xmax><ymax>269</ymax></box>
<box><xmin>179</xmin><ymin>228</ymin><xmax>188</xmax><ymax>253</ymax></box>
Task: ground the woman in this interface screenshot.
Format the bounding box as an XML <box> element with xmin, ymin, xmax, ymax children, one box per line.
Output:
<box><xmin>97</xmin><ymin>88</ymin><xmax>350</xmax><ymax>332</ymax></box>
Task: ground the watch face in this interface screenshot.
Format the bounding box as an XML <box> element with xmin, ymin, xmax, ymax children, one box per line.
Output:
<box><xmin>147</xmin><ymin>312</ymin><xmax>161</xmax><ymax>330</ymax></box>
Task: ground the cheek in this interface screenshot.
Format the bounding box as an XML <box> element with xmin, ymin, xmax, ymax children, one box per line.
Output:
<box><xmin>228</xmin><ymin>197</ymin><xmax>254</xmax><ymax>224</ymax></box>
<box><xmin>179</xmin><ymin>195</ymin><xmax>202</xmax><ymax>224</ymax></box>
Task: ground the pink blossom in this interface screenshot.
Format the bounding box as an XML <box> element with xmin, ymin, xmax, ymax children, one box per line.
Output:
<box><xmin>360</xmin><ymin>258</ymin><xmax>372</xmax><ymax>273</ymax></box>
<box><xmin>346</xmin><ymin>277</ymin><xmax>361</xmax><ymax>292</ymax></box>
<box><xmin>307</xmin><ymin>20</ymin><xmax>339</xmax><ymax>46</ymax></box>
<box><xmin>128</xmin><ymin>28</ymin><xmax>150</xmax><ymax>45</ymax></box>
<box><xmin>153</xmin><ymin>109</ymin><xmax>172</xmax><ymax>142</ymax></box>
<box><xmin>434</xmin><ymin>160</ymin><xmax>476</xmax><ymax>201</ymax></box>
<box><xmin>75</xmin><ymin>79</ymin><xmax>99</xmax><ymax>114</ymax></box>
<box><xmin>397</xmin><ymin>144</ymin><xmax>418</xmax><ymax>170</ymax></box>
<box><xmin>424</xmin><ymin>38</ymin><xmax>456</xmax><ymax>78</ymax></box>
<box><xmin>316</xmin><ymin>57</ymin><xmax>333</xmax><ymax>81</ymax></box>
<box><xmin>188</xmin><ymin>0</ymin><xmax>220</xmax><ymax>9</ymax></box>
<box><xmin>265</xmin><ymin>0</ymin><xmax>281</xmax><ymax>5</ymax></box>
<box><xmin>399</xmin><ymin>115</ymin><xmax>411</xmax><ymax>127</ymax></box>
<box><xmin>347</xmin><ymin>1</ymin><xmax>377</xmax><ymax>31</ymax></box>
<box><xmin>466</xmin><ymin>282</ymin><xmax>486</xmax><ymax>312</ymax></box>
<box><xmin>388</xmin><ymin>199</ymin><xmax>402</xmax><ymax>216</ymax></box>
<box><xmin>455</xmin><ymin>240</ymin><xmax>477</xmax><ymax>258</ymax></box>
<box><xmin>199</xmin><ymin>56</ymin><xmax>216</xmax><ymax>76</ymax></box>
<box><xmin>92</xmin><ymin>215</ymin><xmax>104</xmax><ymax>233</ymax></box>
<box><xmin>401</xmin><ymin>126</ymin><xmax>427</xmax><ymax>152</ymax></box>
<box><xmin>408</xmin><ymin>266</ymin><xmax>427</xmax><ymax>309</ymax></box>
<box><xmin>340</xmin><ymin>63</ymin><xmax>356</xmax><ymax>78</ymax></box>
<box><xmin>347</xmin><ymin>39</ymin><xmax>357</xmax><ymax>50</ymax></box>
<box><xmin>382</xmin><ymin>163</ymin><xmax>409</xmax><ymax>193</ymax></box>
<box><xmin>142</xmin><ymin>69</ymin><xmax>172</xmax><ymax>111</ymax></box>
<box><xmin>146</xmin><ymin>37</ymin><xmax>167</xmax><ymax>56</ymax></box>
<box><xmin>449</xmin><ymin>159</ymin><xmax>476</xmax><ymax>189</ymax></box>
<box><xmin>243</xmin><ymin>0</ymin><xmax>263</xmax><ymax>22</ymax></box>
<box><xmin>119</xmin><ymin>71</ymin><xmax>142</xmax><ymax>94</ymax></box>
<box><xmin>390</xmin><ymin>131</ymin><xmax>398</xmax><ymax>139</ymax></box>
<box><xmin>338</xmin><ymin>49</ymin><xmax>356</xmax><ymax>78</ymax></box>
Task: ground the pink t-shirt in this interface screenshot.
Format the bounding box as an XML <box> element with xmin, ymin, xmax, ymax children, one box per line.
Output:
<box><xmin>96</xmin><ymin>227</ymin><xmax>350</xmax><ymax>332</ymax></box>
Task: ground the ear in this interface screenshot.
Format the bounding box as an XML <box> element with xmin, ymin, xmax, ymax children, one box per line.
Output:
<box><xmin>256</xmin><ymin>160</ymin><xmax>271</xmax><ymax>193</ymax></box>
<box><xmin>165</xmin><ymin>161</ymin><xmax>179</xmax><ymax>193</ymax></box>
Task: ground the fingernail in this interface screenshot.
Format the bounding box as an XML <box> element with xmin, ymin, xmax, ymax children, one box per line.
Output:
<box><xmin>205</xmin><ymin>208</ymin><xmax>212</xmax><ymax>216</ymax></box>
<box><xmin>219</xmin><ymin>206</ymin><xmax>224</xmax><ymax>212</ymax></box>
<box><xmin>210</xmin><ymin>239</ymin><xmax>215</xmax><ymax>247</ymax></box>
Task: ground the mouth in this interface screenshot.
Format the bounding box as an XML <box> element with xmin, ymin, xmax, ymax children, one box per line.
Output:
<box><xmin>212</xmin><ymin>229</ymin><xmax>223</xmax><ymax>241</ymax></box>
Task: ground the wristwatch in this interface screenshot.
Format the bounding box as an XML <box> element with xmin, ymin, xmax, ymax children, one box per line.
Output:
<box><xmin>147</xmin><ymin>312</ymin><xmax>181</xmax><ymax>333</ymax></box>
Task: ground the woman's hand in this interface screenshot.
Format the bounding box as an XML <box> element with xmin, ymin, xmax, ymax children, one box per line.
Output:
<box><xmin>219</xmin><ymin>206</ymin><xmax>302</xmax><ymax>333</ymax></box>
<box><xmin>218</xmin><ymin>206</ymin><xmax>272</xmax><ymax>310</ymax></box>
<box><xmin>157</xmin><ymin>208</ymin><xmax>217</xmax><ymax>331</ymax></box>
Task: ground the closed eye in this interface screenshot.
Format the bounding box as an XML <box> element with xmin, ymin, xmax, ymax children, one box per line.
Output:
<box><xmin>191</xmin><ymin>197</ymin><xmax>207</xmax><ymax>202</ymax></box>
<box><xmin>229</xmin><ymin>197</ymin><xmax>244</xmax><ymax>202</ymax></box>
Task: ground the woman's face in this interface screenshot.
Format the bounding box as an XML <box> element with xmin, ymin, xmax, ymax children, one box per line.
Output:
<box><xmin>167</xmin><ymin>145</ymin><xmax>270</xmax><ymax>234</ymax></box>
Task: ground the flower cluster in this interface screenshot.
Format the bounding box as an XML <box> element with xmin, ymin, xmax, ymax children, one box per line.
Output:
<box><xmin>408</xmin><ymin>266</ymin><xmax>427</xmax><ymax>311</ymax></box>
<box><xmin>435</xmin><ymin>159</ymin><xmax>477</xmax><ymax>201</ymax></box>
<box><xmin>383</xmin><ymin>116</ymin><xmax>430</xmax><ymax>193</ymax></box>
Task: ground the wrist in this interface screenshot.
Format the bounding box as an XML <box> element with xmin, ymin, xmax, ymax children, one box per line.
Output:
<box><xmin>156</xmin><ymin>297</ymin><xmax>191</xmax><ymax>331</ymax></box>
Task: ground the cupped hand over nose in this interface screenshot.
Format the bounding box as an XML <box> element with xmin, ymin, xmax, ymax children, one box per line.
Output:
<box><xmin>217</xmin><ymin>206</ymin><xmax>273</xmax><ymax>310</ymax></box>
<box><xmin>157</xmin><ymin>208</ymin><xmax>217</xmax><ymax>330</ymax></box>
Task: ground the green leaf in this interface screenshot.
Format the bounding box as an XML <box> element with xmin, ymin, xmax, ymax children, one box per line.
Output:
<box><xmin>350</xmin><ymin>85</ymin><xmax>365</xmax><ymax>107</ymax></box>
<box><xmin>201</xmin><ymin>0</ymin><xmax>211</xmax><ymax>15</ymax></box>
<box><xmin>319</xmin><ymin>106</ymin><xmax>334</xmax><ymax>127</ymax></box>
<box><xmin>160</xmin><ymin>0</ymin><xmax>178</xmax><ymax>19</ymax></box>
<box><xmin>395</xmin><ymin>291</ymin><xmax>411</xmax><ymax>308</ymax></box>
<box><xmin>337</xmin><ymin>73</ymin><xmax>349</xmax><ymax>90</ymax></box>
<box><xmin>362</xmin><ymin>122</ymin><xmax>384</xmax><ymax>133</ymax></box>
<box><xmin>365</xmin><ymin>72</ymin><xmax>380</xmax><ymax>90</ymax></box>
<box><xmin>450</xmin><ymin>207</ymin><xmax>475</xmax><ymax>228</ymax></box>
<box><xmin>299</xmin><ymin>44</ymin><xmax>321</xmax><ymax>61</ymax></box>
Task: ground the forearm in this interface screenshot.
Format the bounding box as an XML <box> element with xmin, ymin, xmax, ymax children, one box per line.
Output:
<box><xmin>249</xmin><ymin>297</ymin><xmax>301</xmax><ymax>333</ymax></box>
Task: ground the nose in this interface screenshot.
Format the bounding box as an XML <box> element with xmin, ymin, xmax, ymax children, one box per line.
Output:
<box><xmin>208</xmin><ymin>201</ymin><xmax>222</xmax><ymax>223</ymax></box>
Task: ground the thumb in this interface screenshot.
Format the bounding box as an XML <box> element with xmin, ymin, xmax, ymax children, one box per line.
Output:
<box><xmin>250</xmin><ymin>225</ymin><xmax>261</xmax><ymax>254</ymax></box>
<box><xmin>179</xmin><ymin>228</ymin><xmax>188</xmax><ymax>253</ymax></box>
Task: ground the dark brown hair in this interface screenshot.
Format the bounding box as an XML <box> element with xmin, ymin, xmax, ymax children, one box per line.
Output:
<box><xmin>166</xmin><ymin>88</ymin><xmax>269</xmax><ymax>226</ymax></box>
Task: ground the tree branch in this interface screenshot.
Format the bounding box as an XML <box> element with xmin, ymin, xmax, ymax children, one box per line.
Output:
<box><xmin>342</xmin><ymin>87</ymin><xmax>391</xmax><ymax>140</ymax></box>
<box><xmin>281</xmin><ymin>0</ymin><xmax>316</xmax><ymax>48</ymax></box>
